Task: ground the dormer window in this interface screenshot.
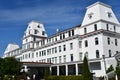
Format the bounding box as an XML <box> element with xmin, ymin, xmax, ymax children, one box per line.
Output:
<box><xmin>108</xmin><ymin>12</ymin><xmax>112</xmax><ymax>18</ymax></box>
<box><xmin>34</xmin><ymin>29</ymin><xmax>38</xmax><ymax>34</ymax></box>
<box><xmin>37</xmin><ymin>25</ymin><xmax>40</xmax><ymax>28</ymax></box>
<box><xmin>42</xmin><ymin>31</ymin><xmax>45</xmax><ymax>35</ymax></box>
<box><xmin>106</xmin><ymin>11</ymin><xmax>112</xmax><ymax>18</ymax></box>
<box><xmin>88</xmin><ymin>12</ymin><xmax>93</xmax><ymax>19</ymax></box>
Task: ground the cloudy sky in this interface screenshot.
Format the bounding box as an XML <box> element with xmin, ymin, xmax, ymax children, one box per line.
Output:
<box><xmin>0</xmin><ymin>0</ymin><xmax>120</xmax><ymax>57</ymax></box>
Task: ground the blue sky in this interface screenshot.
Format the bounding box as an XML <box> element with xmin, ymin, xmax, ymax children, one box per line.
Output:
<box><xmin>0</xmin><ymin>0</ymin><xmax>120</xmax><ymax>57</ymax></box>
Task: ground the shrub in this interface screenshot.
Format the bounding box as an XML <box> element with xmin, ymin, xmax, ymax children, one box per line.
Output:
<box><xmin>47</xmin><ymin>75</ymin><xmax>83</xmax><ymax>80</ymax></box>
<box><xmin>44</xmin><ymin>67</ymin><xmax>50</xmax><ymax>80</ymax></box>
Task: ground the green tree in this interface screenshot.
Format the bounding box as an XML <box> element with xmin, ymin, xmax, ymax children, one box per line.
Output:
<box><xmin>106</xmin><ymin>65</ymin><xmax>114</xmax><ymax>73</ymax></box>
<box><xmin>44</xmin><ymin>67</ymin><xmax>50</xmax><ymax>80</ymax></box>
<box><xmin>1</xmin><ymin>57</ymin><xmax>22</xmax><ymax>76</ymax></box>
<box><xmin>0</xmin><ymin>58</ymin><xmax>4</xmax><ymax>78</ymax></box>
<box><xmin>116</xmin><ymin>63</ymin><xmax>120</xmax><ymax>80</ymax></box>
<box><xmin>82</xmin><ymin>56</ymin><xmax>93</xmax><ymax>80</ymax></box>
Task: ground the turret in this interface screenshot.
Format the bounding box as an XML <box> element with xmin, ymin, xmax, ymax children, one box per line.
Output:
<box><xmin>81</xmin><ymin>1</ymin><xmax>119</xmax><ymax>27</ymax></box>
<box><xmin>22</xmin><ymin>21</ymin><xmax>47</xmax><ymax>50</ymax></box>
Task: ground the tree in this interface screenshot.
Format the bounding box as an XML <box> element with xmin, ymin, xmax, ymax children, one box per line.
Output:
<box><xmin>0</xmin><ymin>58</ymin><xmax>4</xmax><ymax>78</ymax></box>
<box><xmin>106</xmin><ymin>65</ymin><xmax>114</xmax><ymax>73</ymax></box>
<box><xmin>82</xmin><ymin>56</ymin><xmax>93</xmax><ymax>80</ymax></box>
<box><xmin>44</xmin><ymin>67</ymin><xmax>50</xmax><ymax>80</ymax></box>
<box><xmin>115</xmin><ymin>62</ymin><xmax>120</xmax><ymax>80</ymax></box>
<box><xmin>0</xmin><ymin>57</ymin><xmax>22</xmax><ymax>76</ymax></box>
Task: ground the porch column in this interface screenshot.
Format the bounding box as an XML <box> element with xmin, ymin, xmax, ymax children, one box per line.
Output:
<box><xmin>75</xmin><ymin>63</ymin><xmax>78</xmax><ymax>75</ymax></box>
<box><xmin>57</xmin><ymin>65</ymin><xmax>59</xmax><ymax>76</ymax></box>
<box><xmin>50</xmin><ymin>66</ymin><xmax>52</xmax><ymax>75</ymax></box>
<box><xmin>65</xmin><ymin>64</ymin><xmax>68</xmax><ymax>76</ymax></box>
<box><xmin>24</xmin><ymin>65</ymin><xmax>28</xmax><ymax>72</ymax></box>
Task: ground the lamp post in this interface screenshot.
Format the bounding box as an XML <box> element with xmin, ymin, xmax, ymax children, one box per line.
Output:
<box><xmin>102</xmin><ymin>55</ymin><xmax>108</xmax><ymax>80</ymax></box>
<box><xmin>114</xmin><ymin>52</ymin><xmax>120</xmax><ymax>80</ymax></box>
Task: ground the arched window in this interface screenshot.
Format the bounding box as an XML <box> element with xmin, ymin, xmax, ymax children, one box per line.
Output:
<box><xmin>106</xmin><ymin>24</ymin><xmax>109</xmax><ymax>30</ymax></box>
<box><xmin>85</xmin><ymin>40</ymin><xmax>88</xmax><ymax>47</ymax></box>
<box><xmin>109</xmin><ymin>50</ymin><xmax>112</xmax><ymax>57</ymax></box>
<box><xmin>95</xmin><ymin>37</ymin><xmax>99</xmax><ymax>45</ymax></box>
<box><xmin>96</xmin><ymin>50</ymin><xmax>100</xmax><ymax>58</ymax></box>
<box><xmin>94</xmin><ymin>24</ymin><xmax>97</xmax><ymax>31</ymax></box>
<box><xmin>107</xmin><ymin>37</ymin><xmax>110</xmax><ymax>45</ymax></box>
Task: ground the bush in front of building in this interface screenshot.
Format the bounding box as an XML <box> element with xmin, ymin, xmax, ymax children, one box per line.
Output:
<box><xmin>116</xmin><ymin>63</ymin><xmax>120</xmax><ymax>80</ymax></box>
<box><xmin>82</xmin><ymin>56</ymin><xmax>93</xmax><ymax>80</ymax></box>
<box><xmin>47</xmin><ymin>75</ymin><xmax>83</xmax><ymax>80</ymax></box>
<box><xmin>44</xmin><ymin>67</ymin><xmax>50</xmax><ymax>80</ymax></box>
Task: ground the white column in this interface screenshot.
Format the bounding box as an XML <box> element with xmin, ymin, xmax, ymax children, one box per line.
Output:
<box><xmin>50</xmin><ymin>66</ymin><xmax>52</xmax><ymax>75</ymax></box>
<box><xmin>65</xmin><ymin>64</ymin><xmax>68</xmax><ymax>76</ymax></box>
<box><xmin>57</xmin><ymin>65</ymin><xmax>59</xmax><ymax>76</ymax></box>
<box><xmin>24</xmin><ymin>65</ymin><xmax>28</xmax><ymax>72</ymax></box>
<box><xmin>75</xmin><ymin>63</ymin><xmax>78</xmax><ymax>75</ymax></box>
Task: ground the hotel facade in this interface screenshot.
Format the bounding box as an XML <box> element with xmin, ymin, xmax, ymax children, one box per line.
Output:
<box><xmin>3</xmin><ymin>2</ymin><xmax>120</xmax><ymax>77</ymax></box>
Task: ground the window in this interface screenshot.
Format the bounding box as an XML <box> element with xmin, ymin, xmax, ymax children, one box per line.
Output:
<box><xmin>115</xmin><ymin>39</ymin><xmax>118</xmax><ymax>46</ymax></box>
<box><xmin>55</xmin><ymin>47</ymin><xmax>57</xmax><ymax>53</ymax></box>
<box><xmin>63</xmin><ymin>55</ymin><xmax>66</xmax><ymax>62</ymax></box>
<box><xmin>107</xmin><ymin>12</ymin><xmax>112</xmax><ymax>18</ymax></box>
<box><xmin>34</xmin><ymin>29</ymin><xmax>38</xmax><ymax>34</ymax></box>
<box><xmin>59</xmin><ymin>46</ymin><xmax>61</xmax><ymax>52</ymax></box>
<box><xmin>28</xmin><ymin>30</ymin><xmax>30</xmax><ymax>34</ymax></box>
<box><xmin>32</xmin><ymin>53</ymin><xmax>34</xmax><ymax>58</ymax></box>
<box><xmin>94</xmin><ymin>24</ymin><xmax>97</xmax><ymax>31</ymax></box>
<box><xmin>39</xmin><ymin>51</ymin><xmax>41</xmax><ymax>57</ymax></box>
<box><xmin>55</xmin><ymin>37</ymin><xmax>57</xmax><ymax>41</ymax></box>
<box><xmin>84</xmin><ymin>28</ymin><xmax>87</xmax><ymax>34</ymax></box>
<box><xmin>79</xmin><ymin>52</ymin><xmax>82</xmax><ymax>61</ymax></box>
<box><xmin>37</xmin><ymin>25</ymin><xmax>40</xmax><ymax>28</ymax></box>
<box><xmin>116</xmin><ymin>51</ymin><xmax>119</xmax><ymax>54</ymax></box>
<box><xmin>52</xmin><ymin>48</ymin><xmax>54</xmax><ymax>54</ymax></box>
<box><xmin>85</xmin><ymin>40</ymin><xmax>88</xmax><ymax>47</ymax></box>
<box><xmin>96</xmin><ymin>50</ymin><xmax>100</xmax><ymax>58</ymax></box>
<box><xmin>70</xmin><ymin>54</ymin><xmax>73</xmax><ymax>61</ymax></box>
<box><xmin>52</xmin><ymin>57</ymin><xmax>54</xmax><ymax>63</ymax></box>
<box><xmin>72</xmin><ymin>29</ymin><xmax>74</xmax><ymax>36</ymax></box>
<box><xmin>106</xmin><ymin>24</ymin><xmax>109</xmax><ymax>30</ymax></box>
<box><xmin>52</xmin><ymin>38</ymin><xmax>54</xmax><ymax>42</ymax></box>
<box><xmin>63</xmin><ymin>45</ymin><xmax>66</xmax><ymax>51</ymax></box>
<box><xmin>28</xmin><ymin>53</ymin><xmax>30</xmax><ymax>58</ymax></box>
<box><xmin>55</xmin><ymin>57</ymin><xmax>57</xmax><ymax>63</ymax></box>
<box><xmin>109</xmin><ymin>50</ymin><xmax>112</xmax><ymax>57</ymax></box>
<box><xmin>95</xmin><ymin>37</ymin><xmax>99</xmax><ymax>45</ymax></box>
<box><xmin>68</xmin><ymin>31</ymin><xmax>71</xmax><ymax>37</ymax></box>
<box><xmin>60</xmin><ymin>34</ymin><xmax>62</xmax><ymax>40</ymax></box>
<box><xmin>42</xmin><ymin>51</ymin><xmax>44</xmax><ymax>56</ymax></box>
<box><xmin>70</xmin><ymin>43</ymin><xmax>73</xmax><ymax>50</ymax></box>
<box><xmin>44</xmin><ymin>50</ymin><xmax>46</xmax><ymax>56</ymax></box>
<box><xmin>88</xmin><ymin>13</ymin><xmax>93</xmax><ymax>19</ymax></box>
<box><xmin>42</xmin><ymin>31</ymin><xmax>45</xmax><ymax>35</ymax></box>
<box><xmin>79</xmin><ymin>41</ymin><xmax>82</xmax><ymax>48</ymax></box>
<box><xmin>114</xmin><ymin>26</ymin><xmax>116</xmax><ymax>32</ymax></box>
<box><xmin>108</xmin><ymin>37</ymin><xmax>110</xmax><ymax>45</ymax></box>
<box><xmin>63</xmin><ymin>33</ymin><xmax>65</xmax><ymax>39</ymax></box>
<box><xmin>59</xmin><ymin>56</ymin><xmax>61</xmax><ymax>63</ymax></box>
<box><xmin>36</xmin><ymin>52</ymin><xmax>38</xmax><ymax>57</ymax></box>
<box><xmin>47</xmin><ymin>58</ymin><xmax>51</xmax><ymax>63</ymax></box>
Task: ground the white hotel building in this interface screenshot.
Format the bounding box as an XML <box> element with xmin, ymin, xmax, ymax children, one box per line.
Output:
<box><xmin>3</xmin><ymin>1</ymin><xmax>120</xmax><ymax>77</ymax></box>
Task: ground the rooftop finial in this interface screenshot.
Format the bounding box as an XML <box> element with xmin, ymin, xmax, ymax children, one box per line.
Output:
<box><xmin>56</xmin><ymin>28</ymin><xmax>60</xmax><ymax>33</ymax></box>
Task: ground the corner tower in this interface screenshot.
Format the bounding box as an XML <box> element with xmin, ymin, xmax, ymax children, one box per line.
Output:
<box><xmin>81</xmin><ymin>1</ymin><xmax>119</xmax><ymax>26</ymax></box>
<box><xmin>22</xmin><ymin>21</ymin><xmax>47</xmax><ymax>51</ymax></box>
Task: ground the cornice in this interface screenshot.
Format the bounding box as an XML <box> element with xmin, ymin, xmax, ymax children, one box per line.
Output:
<box><xmin>81</xmin><ymin>19</ymin><xmax>120</xmax><ymax>28</ymax></box>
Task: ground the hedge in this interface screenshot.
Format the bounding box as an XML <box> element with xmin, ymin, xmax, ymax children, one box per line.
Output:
<box><xmin>47</xmin><ymin>75</ymin><xmax>83</xmax><ymax>80</ymax></box>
